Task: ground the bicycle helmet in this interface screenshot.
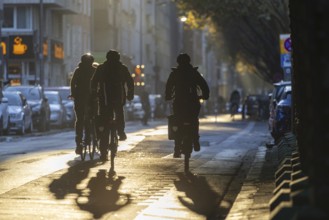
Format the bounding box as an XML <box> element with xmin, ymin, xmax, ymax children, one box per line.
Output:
<box><xmin>176</xmin><ymin>53</ymin><xmax>191</xmax><ymax>65</ymax></box>
<box><xmin>106</xmin><ymin>50</ymin><xmax>120</xmax><ymax>61</ymax></box>
<box><xmin>81</xmin><ymin>53</ymin><xmax>94</xmax><ymax>64</ymax></box>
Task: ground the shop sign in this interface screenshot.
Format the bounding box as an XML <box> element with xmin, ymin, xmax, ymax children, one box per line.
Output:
<box><xmin>51</xmin><ymin>40</ymin><xmax>64</xmax><ymax>61</ymax></box>
<box><xmin>9</xmin><ymin>35</ymin><xmax>35</xmax><ymax>59</ymax></box>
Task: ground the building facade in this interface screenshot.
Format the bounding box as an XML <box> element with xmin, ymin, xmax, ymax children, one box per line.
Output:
<box><xmin>0</xmin><ymin>0</ymin><xmax>92</xmax><ymax>87</ymax></box>
<box><xmin>0</xmin><ymin>0</ymin><xmax>226</xmax><ymax>114</ymax></box>
<box><xmin>92</xmin><ymin>0</ymin><xmax>181</xmax><ymax>95</ymax></box>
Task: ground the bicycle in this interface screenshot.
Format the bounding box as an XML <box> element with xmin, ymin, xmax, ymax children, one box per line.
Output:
<box><xmin>80</xmin><ymin>118</ymin><xmax>98</xmax><ymax>161</ymax></box>
<box><xmin>80</xmin><ymin>115</ymin><xmax>99</xmax><ymax>161</ymax></box>
<box><xmin>108</xmin><ymin>118</ymin><xmax>118</xmax><ymax>174</ymax></box>
<box><xmin>80</xmin><ymin>97</ymin><xmax>100</xmax><ymax>161</ymax></box>
<box><xmin>178</xmin><ymin>120</ymin><xmax>194</xmax><ymax>173</ymax></box>
<box><xmin>169</xmin><ymin>115</ymin><xmax>194</xmax><ymax>173</ymax></box>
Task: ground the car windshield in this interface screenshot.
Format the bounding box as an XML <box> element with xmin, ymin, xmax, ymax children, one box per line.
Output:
<box><xmin>45</xmin><ymin>93</ymin><xmax>60</xmax><ymax>104</ymax></box>
<box><xmin>5</xmin><ymin>93</ymin><xmax>22</xmax><ymax>106</ymax></box>
<box><xmin>58</xmin><ymin>90</ymin><xmax>70</xmax><ymax>101</ymax></box>
<box><xmin>6</xmin><ymin>87</ymin><xmax>40</xmax><ymax>101</ymax></box>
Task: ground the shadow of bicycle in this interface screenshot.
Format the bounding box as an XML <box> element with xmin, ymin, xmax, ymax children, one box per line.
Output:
<box><xmin>76</xmin><ymin>169</ymin><xmax>131</xmax><ymax>219</ymax></box>
<box><xmin>174</xmin><ymin>173</ymin><xmax>221</xmax><ymax>219</ymax></box>
<box><xmin>49</xmin><ymin>159</ymin><xmax>130</xmax><ymax>219</ymax></box>
<box><xmin>49</xmin><ymin>160</ymin><xmax>100</xmax><ymax>200</ymax></box>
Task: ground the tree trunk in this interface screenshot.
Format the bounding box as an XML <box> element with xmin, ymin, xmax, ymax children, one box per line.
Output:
<box><xmin>290</xmin><ymin>0</ymin><xmax>329</xmax><ymax>212</ymax></box>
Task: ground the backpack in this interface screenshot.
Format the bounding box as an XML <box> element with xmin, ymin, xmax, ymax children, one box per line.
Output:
<box><xmin>100</xmin><ymin>63</ymin><xmax>124</xmax><ymax>104</ymax></box>
<box><xmin>173</xmin><ymin>69</ymin><xmax>198</xmax><ymax>101</ymax></box>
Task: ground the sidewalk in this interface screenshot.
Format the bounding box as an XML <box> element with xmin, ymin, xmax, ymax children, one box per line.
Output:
<box><xmin>226</xmin><ymin>135</ymin><xmax>278</xmax><ymax>220</ymax></box>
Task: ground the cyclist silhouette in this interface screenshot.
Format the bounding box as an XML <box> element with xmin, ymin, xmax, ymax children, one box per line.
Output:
<box><xmin>91</xmin><ymin>50</ymin><xmax>134</xmax><ymax>161</ymax></box>
<box><xmin>229</xmin><ymin>90</ymin><xmax>240</xmax><ymax>120</ymax></box>
<box><xmin>165</xmin><ymin>53</ymin><xmax>209</xmax><ymax>158</ymax></box>
<box><xmin>70</xmin><ymin>53</ymin><xmax>96</xmax><ymax>154</ymax></box>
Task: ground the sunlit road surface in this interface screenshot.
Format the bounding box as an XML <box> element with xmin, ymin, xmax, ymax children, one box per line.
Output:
<box><xmin>0</xmin><ymin>114</ymin><xmax>270</xmax><ymax>220</ymax></box>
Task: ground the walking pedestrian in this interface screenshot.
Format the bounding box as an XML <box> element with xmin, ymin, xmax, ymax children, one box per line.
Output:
<box><xmin>140</xmin><ymin>86</ymin><xmax>151</xmax><ymax>125</ymax></box>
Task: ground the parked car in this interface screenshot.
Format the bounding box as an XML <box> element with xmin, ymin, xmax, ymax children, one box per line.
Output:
<box><xmin>268</xmin><ymin>81</ymin><xmax>292</xmax><ymax>143</ymax></box>
<box><xmin>0</xmin><ymin>90</ymin><xmax>10</xmax><ymax>135</ymax></box>
<box><xmin>44</xmin><ymin>91</ymin><xmax>67</xmax><ymax>128</ymax></box>
<box><xmin>125</xmin><ymin>95</ymin><xmax>144</xmax><ymax>120</ymax></box>
<box><xmin>3</xmin><ymin>91</ymin><xmax>33</xmax><ymax>134</ymax></box>
<box><xmin>45</xmin><ymin>87</ymin><xmax>75</xmax><ymax>127</ymax></box>
<box><xmin>4</xmin><ymin>85</ymin><xmax>51</xmax><ymax>132</ymax></box>
<box><xmin>272</xmin><ymin>85</ymin><xmax>292</xmax><ymax>142</ymax></box>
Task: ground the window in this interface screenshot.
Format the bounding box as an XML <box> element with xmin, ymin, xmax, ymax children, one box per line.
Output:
<box><xmin>3</xmin><ymin>7</ymin><xmax>14</xmax><ymax>28</ymax></box>
<box><xmin>3</xmin><ymin>6</ymin><xmax>32</xmax><ymax>30</ymax></box>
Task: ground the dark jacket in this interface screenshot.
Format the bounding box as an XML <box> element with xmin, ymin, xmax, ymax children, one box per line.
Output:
<box><xmin>91</xmin><ymin>60</ymin><xmax>134</xmax><ymax>106</ymax></box>
<box><xmin>165</xmin><ymin>64</ymin><xmax>209</xmax><ymax>103</ymax></box>
<box><xmin>70</xmin><ymin>62</ymin><xmax>96</xmax><ymax>102</ymax></box>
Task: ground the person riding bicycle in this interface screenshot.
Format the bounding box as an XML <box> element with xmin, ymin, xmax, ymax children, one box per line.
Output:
<box><xmin>229</xmin><ymin>90</ymin><xmax>240</xmax><ymax>119</ymax></box>
<box><xmin>70</xmin><ymin>53</ymin><xmax>96</xmax><ymax>154</ymax></box>
<box><xmin>165</xmin><ymin>53</ymin><xmax>209</xmax><ymax>158</ymax></box>
<box><xmin>91</xmin><ymin>50</ymin><xmax>134</xmax><ymax>161</ymax></box>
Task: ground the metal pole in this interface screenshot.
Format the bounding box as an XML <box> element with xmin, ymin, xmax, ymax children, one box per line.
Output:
<box><xmin>140</xmin><ymin>0</ymin><xmax>143</xmax><ymax>65</ymax></box>
<box><xmin>39</xmin><ymin>0</ymin><xmax>44</xmax><ymax>86</ymax></box>
<box><xmin>0</xmin><ymin>1</ymin><xmax>4</xmax><ymax>88</ymax></box>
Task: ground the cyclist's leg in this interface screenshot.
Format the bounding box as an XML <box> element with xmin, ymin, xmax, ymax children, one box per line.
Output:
<box><xmin>74</xmin><ymin>101</ymin><xmax>85</xmax><ymax>153</ymax></box>
<box><xmin>174</xmin><ymin>136</ymin><xmax>182</xmax><ymax>158</ymax></box>
<box><xmin>83</xmin><ymin>105</ymin><xmax>91</xmax><ymax>145</ymax></box>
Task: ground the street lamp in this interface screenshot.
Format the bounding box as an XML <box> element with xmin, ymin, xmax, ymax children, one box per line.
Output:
<box><xmin>180</xmin><ymin>16</ymin><xmax>187</xmax><ymax>22</ymax></box>
<box><xmin>39</xmin><ymin>0</ymin><xmax>44</xmax><ymax>87</ymax></box>
<box><xmin>179</xmin><ymin>15</ymin><xmax>187</xmax><ymax>52</ymax></box>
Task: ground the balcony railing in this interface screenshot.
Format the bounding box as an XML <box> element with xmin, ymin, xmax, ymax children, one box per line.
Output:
<box><xmin>3</xmin><ymin>0</ymin><xmax>81</xmax><ymax>14</ymax></box>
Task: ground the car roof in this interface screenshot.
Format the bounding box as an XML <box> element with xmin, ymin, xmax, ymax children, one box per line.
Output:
<box><xmin>3</xmin><ymin>91</ymin><xmax>24</xmax><ymax>99</ymax></box>
<box><xmin>6</xmin><ymin>85</ymin><xmax>41</xmax><ymax>88</ymax></box>
<box><xmin>4</xmin><ymin>90</ymin><xmax>22</xmax><ymax>95</ymax></box>
<box><xmin>273</xmin><ymin>81</ymin><xmax>291</xmax><ymax>86</ymax></box>
<box><xmin>44</xmin><ymin>90</ymin><xmax>59</xmax><ymax>94</ymax></box>
<box><xmin>45</xmin><ymin>86</ymin><xmax>70</xmax><ymax>90</ymax></box>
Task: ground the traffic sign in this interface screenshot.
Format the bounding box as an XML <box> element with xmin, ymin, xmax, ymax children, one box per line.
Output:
<box><xmin>281</xmin><ymin>54</ymin><xmax>291</xmax><ymax>68</ymax></box>
<box><xmin>280</xmin><ymin>34</ymin><xmax>291</xmax><ymax>54</ymax></box>
<box><xmin>284</xmin><ymin>37</ymin><xmax>292</xmax><ymax>52</ymax></box>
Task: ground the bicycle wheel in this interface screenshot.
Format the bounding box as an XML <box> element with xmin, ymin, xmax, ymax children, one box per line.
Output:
<box><xmin>182</xmin><ymin>136</ymin><xmax>192</xmax><ymax>173</ymax></box>
<box><xmin>109</xmin><ymin>122</ymin><xmax>118</xmax><ymax>173</ymax></box>
<box><xmin>89</xmin><ymin>135</ymin><xmax>97</xmax><ymax>160</ymax></box>
<box><xmin>88</xmin><ymin>142</ymin><xmax>93</xmax><ymax>160</ymax></box>
<box><xmin>80</xmin><ymin>144</ymin><xmax>87</xmax><ymax>161</ymax></box>
<box><xmin>89</xmin><ymin>126</ymin><xmax>97</xmax><ymax>160</ymax></box>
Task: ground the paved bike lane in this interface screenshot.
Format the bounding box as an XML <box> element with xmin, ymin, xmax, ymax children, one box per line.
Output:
<box><xmin>0</xmin><ymin>116</ymin><xmax>274</xmax><ymax>219</ymax></box>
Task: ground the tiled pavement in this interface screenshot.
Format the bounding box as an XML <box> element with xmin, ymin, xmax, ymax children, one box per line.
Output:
<box><xmin>226</xmin><ymin>143</ymin><xmax>278</xmax><ymax>220</ymax></box>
